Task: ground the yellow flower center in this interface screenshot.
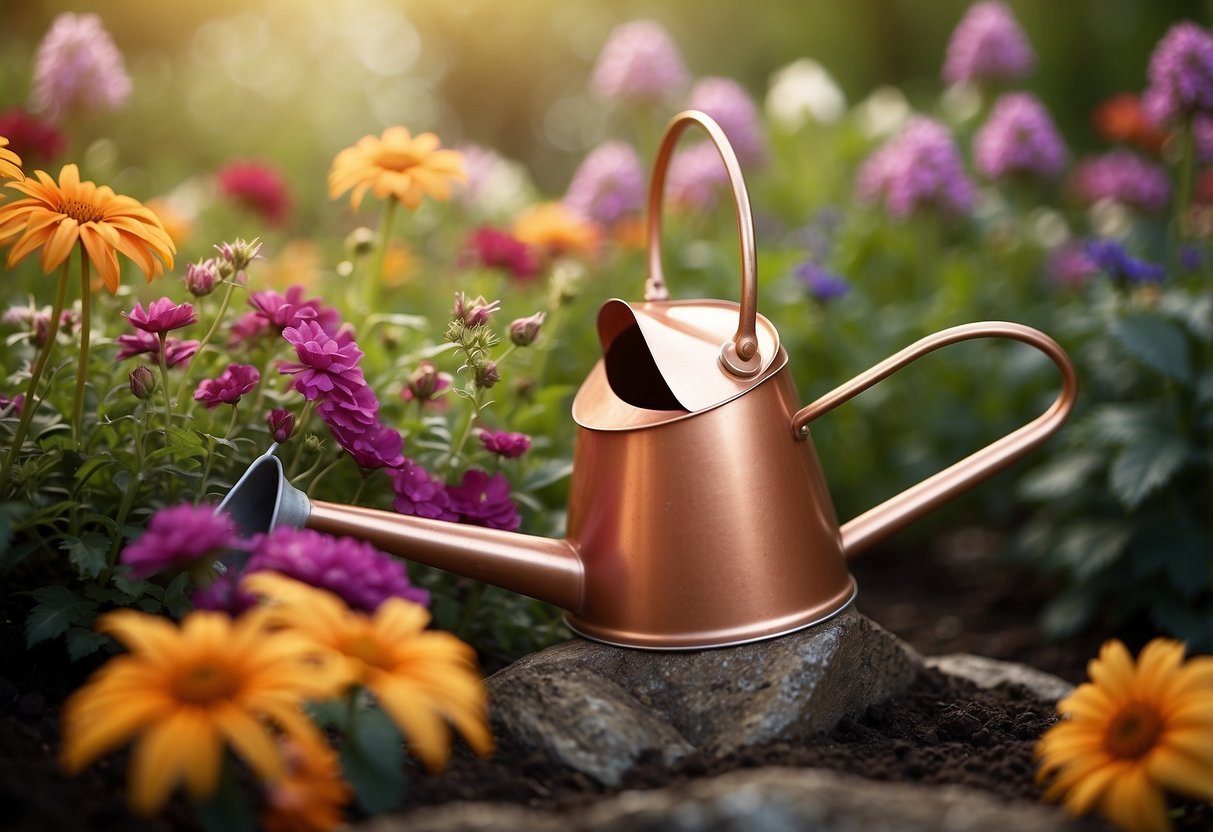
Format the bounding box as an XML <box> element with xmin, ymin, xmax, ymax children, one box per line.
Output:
<box><xmin>343</xmin><ymin>632</ymin><xmax>393</xmax><ymax>671</ymax></box>
<box><xmin>374</xmin><ymin>147</ymin><xmax>421</xmax><ymax>172</ymax></box>
<box><xmin>1104</xmin><ymin>701</ymin><xmax>1163</xmax><ymax>759</ymax></box>
<box><xmin>58</xmin><ymin>198</ymin><xmax>105</xmax><ymax>224</ymax></box>
<box><xmin>172</xmin><ymin>661</ymin><xmax>240</xmax><ymax>705</ymax></box>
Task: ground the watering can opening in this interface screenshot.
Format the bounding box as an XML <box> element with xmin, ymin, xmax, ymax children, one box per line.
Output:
<box><xmin>217</xmin><ymin>450</ymin><xmax>311</xmax><ymax>538</ymax></box>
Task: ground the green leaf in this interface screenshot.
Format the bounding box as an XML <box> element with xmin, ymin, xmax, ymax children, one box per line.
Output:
<box><xmin>521</xmin><ymin>460</ymin><xmax>574</xmax><ymax>492</ymax></box>
<box><xmin>340</xmin><ymin>704</ymin><xmax>407</xmax><ymax>814</ymax></box>
<box><xmin>65</xmin><ymin>626</ymin><xmax>111</xmax><ymax>661</ymax></box>
<box><xmin>1017</xmin><ymin>452</ymin><xmax>1103</xmax><ymax>501</ymax></box>
<box><xmin>61</xmin><ymin>533</ymin><xmax>111</xmax><ymax>580</ymax></box>
<box><xmin>113</xmin><ymin>572</ymin><xmax>159</xmax><ymax>600</ymax></box>
<box><xmin>24</xmin><ymin>587</ymin><xmax>96</xmax><ymax>647</ymax></box>
<box><xmin>162</xmin><ymin>572</ymin><xmax>192</xmax><ymax>618</ymax></box>
<box><xmin>1040</xmin><ymin>589</ymin><xmax>1097</xmax><ymax>639</ymax></box>
<box><xmin>1056</xmin><ymin>521</ymin><xmax>1132</xmax><ymax>581</ymax></box>
<box><xmin>1109</xmin><ymin>315</ymin><xmax>1192</xmax><ymax>384</ymax></box>
<box><xmin>1109</xmin><ymin>434</ymin><xmax>1188</xmax><ymax>510</ymax></box>
<box><xmin>1085</xmin><ymin>404</ymin><xmax>1163</xmax><ymax>446</ymax></box>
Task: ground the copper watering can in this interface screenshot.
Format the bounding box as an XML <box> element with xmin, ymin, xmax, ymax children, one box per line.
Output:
<box><xmin>219</xmin><ymin>111</ymin><xmax>1077</xmax><ymax>650</ymax></box>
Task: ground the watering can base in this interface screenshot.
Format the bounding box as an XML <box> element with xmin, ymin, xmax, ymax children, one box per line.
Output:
<box><xmin>563</xmin><ymin>577</ymin><xmax>858</xmax><ymax>650</ymax></box>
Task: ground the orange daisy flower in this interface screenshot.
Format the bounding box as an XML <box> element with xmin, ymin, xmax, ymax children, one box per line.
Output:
<box><xmin>327</xmin><ymin>127</ymin><xmax>465</xmax><ymax>211</ymax></box>
<box><xmin>512</xmin><ymin>202</ymin><xmax>601</xmax><ymax>259</ymax></box>
<box><xmin>0</xmin><ymin>163</ymin><xmax>174</xmax><ymax>293</ymax></box>
<box><xmin>0</xmin><ymin>137</ymin><xmax>22</xmax><ymax>181</ymax></box>
<box><xmin>261</xmin><ymin>735</ymin><xmax>351</xmax><ymax>832</ymax></box>
<box><xmin>1037</xmin><ymin>638</ymin><xmax>1213</xmax><ymax>832</ymax></box>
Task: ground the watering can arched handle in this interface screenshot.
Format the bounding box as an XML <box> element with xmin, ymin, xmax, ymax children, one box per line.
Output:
<box><xmin>790</xmin><ymin>322</ymin><xmax>1078</xmax><ymax>559</ymax></box>
<box><xmin>645</xmin><ymin>110</ymin><xmax>763</xmax><ymax>377</ymax></box>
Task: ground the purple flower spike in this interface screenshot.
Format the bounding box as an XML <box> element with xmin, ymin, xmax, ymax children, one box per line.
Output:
<box><xmin>564</xmin><ymin>142</ymin><xmax>646</xmax><ymax>227</ymax></box>
<box><xmin>280</xmin><ymin>320</ymin><xmax>366</xmax><ymax>401</ymax></box>
<box><xmin>447</xmin><ymin>469</ymin><xmax>521</xmax><ymax>531</ymax></box>
<box><xmin>942</xmin><ymin>1</ymin><xmax>1035</xmax><ymax>87</ymax></box>
<box><xmin>794</xmin><ymin>262</ymin><xmax>851</xmax><ymax>302</ymax></box>
<box><xmin>1143</xmin><ymin>22</ymin><xmax>1213</xmax><ymax>125</ymax></box>
<box><xmin>856</xmin><ymin>117</ymin><xmax>975</xmax><ymax>219</ymax></box>
<box><xmin>1071</xmin><ymin>151</ymin><xmax>1172</xmax><ymax>214</ymax></box>
<box><xmin>125</xmin><ymin>298</ymin><xmax>197</xmax><ymax>335</ymax></box>
<box><xmin>194</xmin><ymin>363</ymin><xmax>260</xmax><ymax>409</ymax></box>
<box><xmin>479</xmin><ymin>429</ymin><xmax>532</xmax><ymax>459</ymax></box>
<box><xmin>390</xmin><ymin>458</ymin><xmax>459</xmax><ymax>521</ymax></box>
<box><xmin>974</xmin><ymin>93</ymin><xmax>1067</xmax><ymax>182</ymax></box>
<box><xmin>32</xmin><ymin>13</ymin><xmax>131</xmax><ymax>123</ymax></box>
<box><xmin>686</xmin><ymin>77</ymin><xmax>767</xmax><ymax>167</ymax></box>
<box><xmin>591</xmin><ymin>19</ymin><xmax>689</xmax><ymax>104</ymax></box>
<box><xmin>121</xmin><ymin>504</ymin><xmax>239</xmax><ymax>578</ymax></box>
<box><xmin>1086</xmin><ymin>240</ymin><xmax>1166</xmax><ymax>284</ymax></box>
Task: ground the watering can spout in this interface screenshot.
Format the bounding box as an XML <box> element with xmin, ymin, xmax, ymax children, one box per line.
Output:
<box><xmin>217</xmin><ymin>450</ymin><xmax>584</xmax><ymax>613</ymax></box>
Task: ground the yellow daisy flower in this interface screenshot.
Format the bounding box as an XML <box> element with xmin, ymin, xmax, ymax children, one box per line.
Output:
<box><xmin>60</xmin><ymin>609</ymin><xmax>347</xmax><ymax>817</ymax></box>
<box><xmin>0</xmin><ymin>136</ymin><xmax>23</xmax><ymax>181</ymax></box>
<box><xmin>1037</xmin><ymin>638</ymin><xmax>1213</xmax><ymax>832</ymax></box>
<box><xmin>0</xmin><ymin>163</ymin><xmax>175</xmax><ymax>293</ymax></box>
<box><xmin>327</xmin><ymin>126</ymin><xmax>466</xmax><ymax>211</ymax></box>
<box><xmin>244</xmin><ymin>572</ymin><xmax>494</xmax><ymax>772</ymax></box>
<box><xmin>261</xmin><ymin>735</ymin><xmax>351</xmax><ymax>832</ymax></box>
<box><xmin>512</xmin><ymin>202</ymin><xmax>601</xmax><ymax>259</ymax></box>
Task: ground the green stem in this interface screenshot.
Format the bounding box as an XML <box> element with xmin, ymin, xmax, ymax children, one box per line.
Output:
<box><xmin>0</xmin><ymin>261</ymin><xmax>70</xmax><ymax>499</ymax></box>
<box><xmin>307</xmin><ymin>455</ymin><xmax>344</xmax><ymax>495</ymax></box>
<box><xmin>72</xmin><ymin>251</ymin><xmax>93</xmax><ymax>448</ymax></box>
<box><xmin>157</xmin><ymin>334</ymin><xmax>174</xmax><ymax>433</ymax></box>
<box><xmin>448</xmin><ymin>388</ymin><xmax>483</xmax><ymax>469</ymax></box>
<box><xmin>107</xmin><ymin>403</ymin><xmax>151</xmax><ymax>571</ymax></box>
<box><xmin>196</xmin><ymin>435</ymin><xmax>217</xmax><ymax>505</ymax></box>
<box><xmin>1176</xmin><ymin>117</ymin><xmax>1195</xmax><ymax>243</ymax></box>
<box><xmin>286</xmin><ymin>399</ymin><xmax>316</xmax><ymax>479</ymax></box>
<box><xmin>364</xmin><ymin>200</ymin><xmax>399</xmax><ymax>313</ymax></box>
<box><xmin>176</xmin><ymin>280</ymin><xmax>237</xmax><ymax>407</ymax></box>
<box><xmin>351</xmin><ymin>473</ymin><xmax>368</xmax><ymax>506</ymax></box>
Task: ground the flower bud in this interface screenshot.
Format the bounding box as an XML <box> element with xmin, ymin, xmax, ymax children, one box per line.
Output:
<box><xmin>453</xmin><ymin>291</ymin><xmax>502</xmax><ymax>327</ymax></box>
<box><xmin>266</xmin><ymin>408</ymin><xmax>294</xmax><ymax>443</ymax></box>
<box><xmin>345</xmin><ymin>227</ymin><xmax>377</xmax><ymax>257</ymax></box>
<box><xmin>508</xmin><ymin>311</ymin><xmax>545</xmax><ymax>347</ymax></box>
<box><xmin>304</xmin><ymin>434</ymin><xmax>324</xmax><ymax>454</ymax></box>
<box><xmin>474</xmin><ymin>360</ymin><xmax>500</xmax><ymax>389</ymax></box>
<box><xmin>184</xmin><ymin>258</ymin><xmax>222</xmax><ymax>297</ymax></box>
<box><xmin>129</xmin><ymin>365</ymin><xmax>157</xmax><ymax>400</ymax></box>
<box><xmin>214</xmin><ymin>237</ymin><xmax>263</xmax><ymax>273</ymax></box>
<box><xmin>403</xmin><ymin>361</ymin><xmax>451</xmax><ymax>403</ymax></box>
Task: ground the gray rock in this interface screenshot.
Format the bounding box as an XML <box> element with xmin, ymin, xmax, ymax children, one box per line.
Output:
<box><xmin>360</xmin><ymin>767</ymin><xmax>1071</xmax><ymax>832</ymax></box>
<box><xmin>926</xmin><ymin>653</ymin><xmax>1075</xmax><ymax>703</ymax></box>
<box><xmin>486</xmin><ymin>610</ymin><xmax>922</xmax><ymax>784</ymax></box>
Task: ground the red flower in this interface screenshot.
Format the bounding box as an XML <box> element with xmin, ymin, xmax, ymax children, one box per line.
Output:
<box><xmin>0</xmin><ymin>108</ymin><xmax>66</xmax><ymax>165</ymax></box>
<box><xmin>215</xmin><ymin>160</ymin><xmax>291</xmax><ymax>226</ymax></box>
<box><xmin>1092</xmin><ymin>93</ymin><xmax>1166</xmax><ymax>155</ymax></box>
<box><xmin>462</xmin><ymin>227</ymin><xmax>539</xmax><ymax>280</ymax></box>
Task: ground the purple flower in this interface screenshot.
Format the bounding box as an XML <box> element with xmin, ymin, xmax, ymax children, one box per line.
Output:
<box><xmin>1071</xmin><ymin>151</ymin><xmax>1172</xmax><ymax>214</ymax></box>
<box><xmin>564</xmin><ymin>142</ymin><xmax>646</xmax><ymax>227</ymax></box>
<box><xmin>1143</xmin><ymin>22</ymin><xmax>1213</xmax><ymax>125</ymax></box>
<box><xmin>590</xmin><ymin>19</ymin><xmax>689</xmax><ymax>104</ymax></box>
<box><xmin>194</xmin><ymin>363</ymin><xmax>260</xmax><ymax>409</ymax></box>
<box><xmin>973</xmin><ymin>93</ymin><xmax>1067</xmax><ymax>182</ymax></box>
<box><xmin>794</xmin><ymin>261</ymin><xmax>851</xmax><ymax>301</ymax></box>
<box><xmin>1048</xmin><ymin>244</ymin><xmax>1097</xmax><ymax>288</ymax></box>
<box><xmin>508</xmin><ymin>311</ymin><xmax>545</xmax><ymax>347</ymax></box>
<box><xmin>164</xmin><ymin>339</ymin><xmax>200</xmax><ymax>368</ymax></box>
<box><xmin>128</xmin><ymin>365</ymin><xmax>156</xmax><ymax>400</ymax></box>
<box><xmin>184</xmin><ymin>258</ymin><xmax>222</xmax><ymax>297</ymax></box>
<box><xmin>452</xmin><ymin>292</ymin><xmax>501</xmax><ymax>328</ymax></box>
<box><xmin>667</xmin><ymin>140</ymin><xmax>728</xmax><ymax>211</ymax></box>
<box><xmin>856</xmin><ymin>117</ymin><xmax>975</xmax><ymax>219</ymax></box>
<box><xmin>249</xmin><ymin>287</ymin><xmax>338</xmax><ymax>333</ymax></box>
<box><xmin>390</xmin><ymin>458</ymin><xmax>459</xmax><ymax>521</ymax></box>
<box><xmin>31</xmin><ymin>13</ymin><xmax>131</xmax><ymax>123</ymax></box>
<box><xmin>942</xmin><ymin>1</ymin><xmax>1035</xmax><ymax>87</ymax></box>
<box><xmin>1195</xmin><ymin>115</ymin><xmax>1213</xmax><ymax>164</ymax></box>
<box><xmin>446</xmin><ymin>469</ymin><xmax>521</xmax><ymax>531</ymax></box>
<box><xmin>401</xmin><ymin>361</ymin><xmax>452</xmax><ymax>406</ymax></box>
<box><xmin>214</xmin><ymin>237</ymin><xmax>264</xmax><ymax>273</ymax></box>
<box><xmin>227</xmin><ymin>311</ymin><xmax>273</xmax><ymax>348</ymax></box>
<box><xmin>331</xmin><ymin>422</ymin><xmax>405</xmax><ymax>470</ymax></box>
<box><xmin>0</xmin><ymin>393</ymin><xmax>26</xmax><ymax>416</ymax></box>
<box><xmin>463</xmin><ymin>227</ymin><xmax>539</xmax><ymax>280</ymax></box>
<box><xmin>1086</xmin><ymin>239</ymin><xmax>1166</xmax><ymax>283</ymax></box>
<box><xmin>686</xmin><ymin>77</ymin><xmax>767</xmax><ymax>167</ymax></box>
<box><xmin>317</xmin><ymin>384</ymin><xmax>379</xmax><ymax>432</ymax></box>
<box><xmin>124</xmin><ymin>298</ymin><xmax>197</xmax><ymax>334</ymax></box>
<box><xmin>267</xmin><ymin>408</ymin><xmax>294</xmax><ymax>442</ymax></box>
<box><xmin>479</xmin><ymin>429</ymin><xmax>532</xmax><ymax>459</ymax></box>
<box><xmin>120</xmin><ymin>504</ymin><xmax>239</xmax><ymax>578</ymax></box>
<box><xmin>114</xmin><ymin>330</ymin><xmax>197</xmax><ymax>367</ymax></box>
<box><xmin>280</xmin><ymin>321</ymin><xmax>366</xmax><ymax>401</ymax></box>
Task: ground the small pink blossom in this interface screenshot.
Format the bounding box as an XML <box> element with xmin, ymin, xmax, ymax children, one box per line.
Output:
<box><xmin>267</xmin><ymin>409</ymin><xmax>294</xmax><ymax>443</ymax></box>
<box><xmin>120</xmin><ymin>504</ymin><xmax>239</xmax><ymax>578</ymax></box>
<box><xmin>446</xmin><ymin>469</ymin><xmax>521</xmax><ymax>531</ymax></box>
<box><xmin>124</xmin><ymin>297</ymin><xmax>197</xmax><ymax>335</ymax></box>
<box><xmin>215</xmin><ymin>160</ymin><xmax>291</xmax><ymax>226</ymax></box>
<box><xmin>391</xmin><ymin>458</ymin><xmax>459</xmax><ymax>521</ymax></box>
<box><xmin>280</xmin><ymin>321</ymin><xmax>366</xmax><ymax>400</ymax></box>
<box><xmin>462</xmin><ymin>227</ymin><xmax>539</xmax><ymax>280</ymax></box>
<box><xmin>114</xmin><ymin>330</ymin><xmax>197</xmax><ymax>367</ymax></box>
<box><xmin>31</xmin><ymin>13</ymin><xmax>131</xmax><ymax>123</ymax></box>
<box><xmin>194</xmin><ymin>364</ymin><xmax>260</xmax><ymax>409</ymax></box>
<box><xmin>479</xmin><ymin>429</ymin><xmax>532</xmax><ymax>459</ymax></box>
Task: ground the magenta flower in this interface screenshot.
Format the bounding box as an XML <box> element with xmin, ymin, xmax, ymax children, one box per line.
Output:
<box><xmin>856</xmin><ymin>117</ymin><xmax>975</xmax><ymax>219</ymax></box>
<box><xmin>316</xmin><ymin>384</ymin><xmax>379</xmax><ymax>432</ymax></box>
<box><xmin>0</xmin><ymin>393</ymin><xmax>26</xmax><ymax>416</ymax></box>
<box><xmin>31</xmin><ymin>13</ymin><xmax>131</xmax><ymax>123</ymax></box>
<box><xmin>590</xmin><ymin>19</ymin><xmax>689</xmax><ymax>104</ymax></box>
<box><xmin>1071</xmin><ymin>150</ymin><xmax>1172</xmax><ymax>213</ymax></box>
<box><xmin>120</xmin><ymin>504</ymin><xmax>239</xmax><ymax>578</ymax></box>
<box><xmin>216</xmin><ymin>160</ymin><xmax>291</xmax><ymax>226</ymax></box>
<box><xmin>973</xmin><ymin>92</ymin><xmax>1067</xmax><ymax>182</ymax></box>
<box><xmin>164</xmin><ymin>339</ymin><xmax>200</xmax><ymax>368</ymax></box>
<box><xmin>227</xmin><ymin>311</ymin><xmax>273</xmax><ymax>348</ymax></box>
<box><xmin>686</xmin><ymin>77</ymin><xmax>767</xmax><ymax>167</ymax></box>
<box><xmin>942</xmin><ymin>1</ymin><xmax>1035</xmax><ymax>87</ymax></box>
<box><xmin>401</xmin><ymin>361</ymin><xmax>452</xmax><ymax>406</ymax></box>
<box><xmin>1143</xmin><ymin>22</ymin><xmax>1213</xmax><ymax>125</ymax></box>
<box><xmin>667</xmin><ymin>140</ymin><xmax>729</xmax><ymax>211</ymax></box>
<box><xmin>280</xmin><ymin>321</ymin><xmax>366</xmax><ymax>400</ymax></box>
<box><xmin>447</xmin><ymin>469</ymin><xmax>521</xmax><ymax>531</ymax></box>
<box><xmin>124</xmin><ymin>298</ymin><xmax>197</xmax><ymax>335</ymax></box>
<box><xmin>0</xmin><ymin>108</ymin><xmax>66</xmax><ymax>165</ymax></box>
<box><xmin>479</xmin><ymin>429</ymin><xmax>532</xmax><ymax>459</ymax></box>
<box><xmin>194</xmin><ymin>363</ymin><xmax>260</xmax><ymax>409</ymax></box>
<box><xmin>250</xmin><ymin>289</ymin><xmax>317</xmax><ymax>332</ymax></box>
<box><xmin>1048</xmin><ymin>244</ymin><xmax>1098</xmax><ymax>289</ymax></box>
<box><xmin>267</xmin><ymin>409</ymin><xmax>294</xmax><ymax>443</ymax></box>
<box><xmin>184</xmin><ymin>258</ymin><xmax>222</xmax><ymax>297</ymax></box>
<box><xmin>330</xmin><ymin>422</ymin><xmax>405</xmax><ymax>470</ymax></box>
<box><xmin>463</xmin><ymin>227</ymin><xmax>539</xmax><ymax>280</ymax></box>
<box><xmin>390</xmin><ymin>458</ymin><xmax>459</xmax><ymax>521</ymax></box>
<box><xmin>115</xmin><ymin>330</ymin><xmax>197</xmax><ymax>367</ymax></box>
<box><xmin>564</xmin><ymin>142</ymin><xmax>646</xmax><ymax>228</ymax></box>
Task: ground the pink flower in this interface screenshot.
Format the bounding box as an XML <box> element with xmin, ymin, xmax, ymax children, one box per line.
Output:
<box><xmin>446</xmin><ymin>469</ymin><xmax>521</xmax><ymax>531</ymax></box>
<box><xmin>479</xmin><ymin>429</ymin><xmax>532</xmax><ymax>459</ymax></box>
<box><xmin>184</xmin><ymin>258</ymin><xmax>222</xmax><ymax>297</ymax></box>
<box><xmin>250</xmin><ymin>287</ymin><xmax>340</xmax><ymax>334</ymax></box>
<box><xmin>330</xmin><ymin>422</ymin><xmax>405</xmax><ymax>470</ymax></box>
<box><xmin>316</xmin><ymin>385</ymin><xmax>379</xmax><ymax>432</ymax></box>
<box><xmin>973</xmin><ymin>92</ymin><xmax>1067</xmax><ymax>181</ymax></box>
<box><xmin>280</xmin><ymin>321</ymin><xmax>366</xmax><ymax>400</ymax></box>
<box><xmin>267</xmin><ymin>409</ymin><xmax>294</xmax><ymax>443</ymax></box>
<box><xmin>120</xmin><ymin>504</ymin><xmax>239</xmax><ymax>578</ymax></box>
<box><xmin>0</xmin><ymin>108</ymin><xmax>66</xmax><ymax>165</ymax></box>
<box><xmin>390</xmin><ymin>458</ymin><xmax>459</xmax><ymax>521</ymax></box>
<box><xmin>1071</xmin><ymin>150</ymin><xmax>1172</xmax><ymax>213</ymax></box>
<box><xmin>462</xmin><ymin>227</ymin><xmax>539</xmax><ymax>280</ymax></box>
<box><xmin>0</xmin><ymin>393</ymin><xmax>25</xmax><ymax>416</ymax></box>
<box><xmin>590</xmin><ymin>19</ymin><xmax>689</xmax><ymax>104</ymax></box>
<box><xmin>401</xmin><ymin>360</ymin><xmax>452</xmax><ymax>406</ymax></box>
<box><xmin>942</xmin><ymin>1</ymin><xmax>1035</xmax><ymax>87</ymax></box>
<box><xmin>216</xmin><ymin>160</ymin><xmax>291</xmax><ymax>226</ymax></box>
<box><xmin>1143</xmin><ymin>21</ymin><xmax>1213</xmax><ymax>125</ymax></box>
<box><xmin>856</xmin><ymin>117</ymin><xmax>975</xmax><ymax>219</ymax></box>
<box><xmin>194</xmin><ymin>364</ymin><xmax>260</xmax><ymax>409</ymax></box>
<box><xmin>563</xmin><ymin>142</ymin><xmax>646</xmax><ymax>227</ymax></box>
<box><xmin>31</xmin><ymin>13</ymin><xmax>131</xmax><ymax>123</ymax></box>
<box><xmin>686</xmin><ymin>77</ymin><xmax>767</xmax><ymax>167</ymax></box>
<box><xmin>667</xmin><ymin>141</ymin><xmax>728</xmax><ymax>211</ymax></box>
<box><xmin>227</xmin><ymin>312</ymin><xmax>273</xmax><ymax>348</ymax></box>
<box><xmin>115</xmin><ymin>330</ymin><xmax>197</xmax><ymax>367</ymax></box>
<box><xmin>124</xmin><ymin>298</ymin><xmax>197</xmax><ymax>334</ymax></box>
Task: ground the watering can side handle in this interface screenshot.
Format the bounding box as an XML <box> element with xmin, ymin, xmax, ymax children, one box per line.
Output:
<box><xmin>789</xmin><ymin>321</ymin><xmax>1078</xmax><ymax>559</ymax></box>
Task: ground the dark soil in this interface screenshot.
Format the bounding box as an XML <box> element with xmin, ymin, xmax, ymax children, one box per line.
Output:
<box><xmin>0</xmin><ymin>532</ymin><xmax>1203</xmax><ymax>831</ymax></box>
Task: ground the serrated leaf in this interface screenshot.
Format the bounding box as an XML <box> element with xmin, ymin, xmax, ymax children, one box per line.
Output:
<box><xmin>65</xmin><ymin>626</ymin><xmax>110</xmax><ymax>661</ymax></box>
<box><xmin>340</xmin><ymin>704</ymin><xmax>406</xmax><ymax>814</ymax></box>
<box><xmin>1057</xmin><ymin>522</ymin><xmax>1132</xmax><ymax>581</ymax></box>
<box><xmin>112</xmin><ymin>572</ymin><xmax>158</xmax><ymax>600</ymax></box>
<box><xmin>61</xmin><ymin>533</ymin><xmax>111</xmax><ymax>580</ymax></box>
<box><xmin>1109</xmin><ymin>434</ymin><xmax>1188</xmax><ymax>510</ymax></box>
<box><xmin>1085</xmin><ymin>404</ymin><xmax>1163</xmax><ymax>445</ymax></box>
<box><xmin>1017</xmin><ymin>452</ymin><xmax>1104</xmax><ymax>501</ymax></box>
<box><xmin>24</xmin><ymin>586</ymin><xmax>96</xmax><ymax>647</ymax></box>
<box><xmin>1109</xmin><ymin>315</ymin><xmax>1192</xmax><ymax>384</ymax></box>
